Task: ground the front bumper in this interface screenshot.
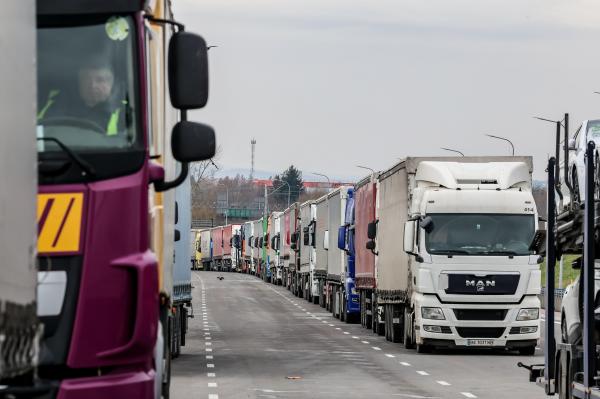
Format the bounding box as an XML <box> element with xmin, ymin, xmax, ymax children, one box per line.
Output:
<box><xmin>414</xmin><ymin>293</ymin><xmax>541</xmax><ymax>347</ymax></box>
<box><xmin>1</xmin><ymin>370</ymin><xmax>154</xmax><ymax>399</ymax></box>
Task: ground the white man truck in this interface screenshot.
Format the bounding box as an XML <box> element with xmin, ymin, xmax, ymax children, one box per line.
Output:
<box><xmin>365</xmin><ymin>157</ymin><xmax>541</xmax><ymax>354</ymax></box>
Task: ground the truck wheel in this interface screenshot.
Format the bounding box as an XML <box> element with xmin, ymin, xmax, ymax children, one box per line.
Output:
<box><xmin>320</xmin><ymin>283</ymin><xmax>326</xmax><ymax>308</ymax></box>
<box><xmin>404</xmin><ymin>308</ymin><xmax>415</xmax><ymax>349</ymax></box>
<box><xmin>416</xmin><ymin>342</ymin><xmax>430</xmax><ymax>354</ymax></box>
<box><xmin>341</xmin><ymin>290</ymin><xmax>347</xmax><ymax>322</ymax></box>
<box><xmin>384</xmin><ymin>305</ymin><xmax>391</xmax><ymax>341</ymax></box>
<box><xmin>390</xmin><ymin>305</ymin><xmax>403</xmax><ymax>343</ymax></box>
<box><xmin>518</xmin><ymin>345</ymin><xmax>536</xmax><ymax>356</ymax></box>
<box><xmin>180</xmin><ymin>307</ymin><xmax>187</xmax><ymax>347</ymax></box>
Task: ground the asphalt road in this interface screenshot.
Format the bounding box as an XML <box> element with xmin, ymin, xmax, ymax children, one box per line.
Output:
<box><xmin>172</xmin><ymin>271</ymin><xmax>550</xmax><ymax>399</ymax></box>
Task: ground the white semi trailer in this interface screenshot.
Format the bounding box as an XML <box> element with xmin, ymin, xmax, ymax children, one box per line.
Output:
<box><xmin>0</xmin><ymin>0</ymin><xmax>40</xmax><ymax>382</ymax></box>
<box><xmin>314</xmin><ymin>194</ymin><xmax>329</xmax><ymax>307</ymax></box>
<box><xmin>299</xmin><ymin>201</ymin><xmax>316</xmax><ymax>301</ymax></box>
<box><xmin>366</xmin><ymin>157</ymin><xmax>541</xmax><ymax>354</ymax></box>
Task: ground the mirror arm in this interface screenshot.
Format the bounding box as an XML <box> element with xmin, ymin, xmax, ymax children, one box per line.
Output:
<box><xmin>154</xmin><ymin>162</ymin><xmax>189</xmax><ymax>192</ymax></box>
<box><xmin>144</xmin><ymin>15</ymin><xmax>185</xmax><ymax>32</ymax></box>
<box><xmin>370</xmin><ymin>248</ymin><xmax>379</xmax><ymax>256</ymax></box>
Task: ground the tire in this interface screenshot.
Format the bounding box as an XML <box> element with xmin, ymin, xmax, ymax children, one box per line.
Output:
<box><xmin>181</xmin><ymin>307</ymin><xmax>187</xmax><ymax>347</ymax></box>
<box><xmin>162</xmin><ymin>316</ymin><xmax>172</xmax><ymax>399</ymax></box>
<box><xmin>404</xmin><ymin>307</ymin><xmax>415</xmax><ymax>349</ymax></box>
<box><xmin>340</xmin><ymin>290</ymin><xmax>346</xmax><ymax>322</ymax></box>
<box><xmin>416</xmin><ymin>342</ymin><xmax>430</xmax><ymax>354</ymax></box>
<box><xmin>390</xmin><ymin>305</ymin><xmax>403</xmax><ymax>343</ymax></box>
<box><xmin>518</xmin><ymin>345</ymin><xmax>536</xmax><ymax>356</ymax></box>
<box><xmin>384</xmin><ymin>305</ymin><xmax>391</xmax><ymax>341</ymax></box>
<box><xmin>561</xmin><ymin>316</ymin><xmax>568</xmax><ymax>343</ymax></box>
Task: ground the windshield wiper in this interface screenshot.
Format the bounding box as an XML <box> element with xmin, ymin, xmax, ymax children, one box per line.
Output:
<box><xmin>37</xmin><ymin>137</ymin><xmax>96</xmax><ymax>177</ymax></box>
<box><xmin>431</xmin><ymin>249</ymin><xmax>470</xmax><ymax>255</ymax></box>
<box><xmin>483</xmin><ymin>250</ymin><xmax>520</xmax><ymax>256</ymax></box>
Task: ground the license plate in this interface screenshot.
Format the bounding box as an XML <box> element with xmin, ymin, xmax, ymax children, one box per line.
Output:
<box><xmin>467</xmin><ymin>339</ymin><xmax>494</xmax><ymax>346</ymax></box>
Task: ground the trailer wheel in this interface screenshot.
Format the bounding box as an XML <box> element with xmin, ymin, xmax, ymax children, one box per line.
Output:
<box><xmin>404</xmin><ymin>307</ymin><xmax>415</xmax><ymax>349</ymax></box>
<box><xmin>340</xmin><ymin>289</ymin><xmax>346</xmax><ymax>322</ymax></box>
<box><xmin>390</xmin><ymin>305</ymin><xmax>403</xmax><ymax>343</ymax></box>
<box><xmin>518</xmin><ymin>345</ymin><xmax>536</xmax><ymax>356</ymax></box>
<box><xmin>384</xmin><ymin>305</ymin><xmax>391</xmax><ymax>341</ymax></box>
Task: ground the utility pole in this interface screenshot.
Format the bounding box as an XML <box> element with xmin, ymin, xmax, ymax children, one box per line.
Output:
<box><xmin>250</xmin><ymin>139</ymin><xmax>256</xmax><ymax>180</ymax></box>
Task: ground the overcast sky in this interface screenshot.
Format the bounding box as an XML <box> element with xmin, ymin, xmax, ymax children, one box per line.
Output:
<box><xmin>174</xmin><ymin>0</ymin><xmax>600</xmax><ymax>181</ymax></box>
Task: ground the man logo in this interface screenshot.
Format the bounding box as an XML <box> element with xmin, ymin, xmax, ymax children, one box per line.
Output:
<box><xmin>465</xmin><ymin>279</ymin><xmax>495</xmax><ymax>292</ymax></box>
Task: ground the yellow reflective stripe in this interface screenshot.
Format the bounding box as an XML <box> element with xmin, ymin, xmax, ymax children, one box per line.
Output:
<box><xmin>37</xmin><ymin>90</ymin><xmax>60</xmax><ymax>120</ymax></box>
<box><xmin>106</xmin><ymin>108</ymin><xmax>120</xmax><ymax>136</ymax></box>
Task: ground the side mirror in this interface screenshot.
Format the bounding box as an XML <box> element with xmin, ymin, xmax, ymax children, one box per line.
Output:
<box><xmin>171</xmin><ymin>121</ymin><xmax>216</xmax><ymax>163</ymax></box>
<box><xmin>338</xmin><ymin>226</ymin><xmax>346</xmax><ymax>250</ymax></box>
<box><xmin>403</xmin><ymin>221</ymin><xmax>416</xmax><ymax>253</ymax></box>
<box><xmin>572</xmin><ymin>257</ymin><xmax>582</xmax><ymax>270</ymax></box>
<box><xmin>324</xmin><ymin>231</ymin><xmax>329</xmax><ymax>250</ymax></box>
<box><xmin>366</xmin><ymin>240</ymin><xmax>376</xmax><ymax>251</ymax></box>
<box><xmin>168</xmin><ymin>31</ymin><xmax>209</xmax><ymax>109</ymax></box>
<box><xmin>367</xmin><ymin>221</ymin><xmax>377</xmax><ymax>240</ymax></box>
<box><xmin>420</xmin><ymin>216</ymin><xmax>434</xmax><ymax>234</ymax></box>
<box><xmin>568</xmin><ymin>138</ymin><xmax>577</xmax><ymax>151</ymax></box>
<box><xmin>529</xmin><ymin>229</ymin><xmax>547</xmax><ymax>254</ymax></box>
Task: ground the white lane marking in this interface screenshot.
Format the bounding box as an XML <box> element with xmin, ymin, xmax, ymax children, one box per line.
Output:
<box><xmin>361</xmin><ymin>341</ymin><xmax>369</xmax><ymax>344</ymax></box>
<box><xmin>461</xmin><ymin>393</ymin><xmax>477</xmax><ymax>398</ymax></box>
<box><xmin>204</xmin><ymin>328</ymin><xmax>210</xmax><ymax>331</ymax></box>
<box><xmin>206</xmin><ymin>342</ymin><xmax>212</xmax><ymax>346</ymax></box>
<box><xmin>416</xmin><ymin>371</ymin><xmax>429</xmax><ymax>376</ymax></box>
<box><xmin>343</xmin><ymin>332</ymin><xmax>350</xmax><ymax>335</ymax></box>
<box><xmin>207</xmin><ymin>363</ymin><xmax>215</xmax><ymax>368</ymax></box>
<box><xmin>205</xmin><ymin>337</ymin><xmax>212</xmax><ymax>340</ymax></box>
<box><xmin>206</xmin><ymin>355</ymin><xmax>213</xmax><ymax>359</ymax></box>
<box><xmin>205</xmin><ymin>332</ymin><xmax>211</xmax><ymax>335</ymax></box>
<box><xmin>207</xmin><ymin>373</ymin><xmax>215</xmax><ymax>377</ymax></box>
<box><xmin>329</xmin><ymin>324</ymin><xmax>335</xmax><ymax>327</ymax></box>
<box><xmin>335</xmin><ymin>327</ymin><xmax>341</xmax><ymax>330</ymax></box>
<box><xmin>436</xmin><ymin>381</ymin><xmax>451</xmax><ymax>386</ymax></box>
<box><xmin>322</xmin><ymin>321</ymin><xmax>327</xmax><ymax>324</ymax></box>
<box><xmin>400</xmin><ymin>362</ymin><xmax>411</xmax><ymax>366</ymax></box>
<box><xmin>208</xmin><ymin>394</ymin><xmax>219</xmax><ymax>399</ymax></box>
<box><xmin>208</xmin><ymin>382</ymin><xmax>218</xmax><ymax>388</ymax></box>
<box><xmin>372</xmin><ymin>347</ymin><xmax>382</xmax><ymax>351</ymax></box>
<box><xmin>206</xmin><ymin>348</ymin><xmax>213</xmax><ymax>352</ymax></box>
<box><xmin>352</xmin><ymin>336</ymin><xmax>359</xmax><ymax>339</ymax></box>
<box><xmin>385</xmin><ymin>354</ymin><xmax>395</xmax><ymax>358</ymax></box>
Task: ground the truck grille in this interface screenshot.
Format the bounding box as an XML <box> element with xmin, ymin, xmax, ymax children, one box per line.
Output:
<box><xmin>456</xmin><ymin>327</ymin><xmax>505</xmax><ymax>338</ymax></box>
<box><xmin>453</xmin><ymin>309</ymin><xmax>507</xmax><ymax>321</ymax></box>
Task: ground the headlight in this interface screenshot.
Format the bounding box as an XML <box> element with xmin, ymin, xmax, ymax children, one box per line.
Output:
<box><xmin>517</xmin><ymin>308</ymin><xmax>539</xmax><ymax>321</ymax></box>
<box><xmin>421</xmin><ymin>307</ymin><xmax>445</xmax><ymax>320</ymax></box>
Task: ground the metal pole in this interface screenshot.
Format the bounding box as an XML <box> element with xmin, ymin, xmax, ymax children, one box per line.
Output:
<box><xmin>225</xmin><ymin>188</ymin><xmax>229</xmax><ymax>225</ymax></box>
<box><xmin>583</xmin><ymin>141</ymin><xmax>596</xmax><ymax>390</ymax></box>
<box><xmin>313</xmin><ymin>172</ymin><xmax>331</xmax><ymax>192</ymax></box>
<box><xmin>555</xmin><ymin>122</ymin><xmax>564</xmax><ymax>204</ymax></box>
<box><xmin>564</xmin><ymin>113</ymin><xmax>574</xmax><ymax>198</ymax></box>
<box><xmin>544</xmin><ymin>157</ymin><xmax>556</xmax><ymax>393</ymax></box>
<box><xmin>558</xmin><ymin>256</ymin><xmax>564</xmax><ymax>290</ymax></box>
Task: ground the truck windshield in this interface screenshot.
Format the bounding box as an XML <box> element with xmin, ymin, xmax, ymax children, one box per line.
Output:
<box><xmin>424</xmin><ymin>214</ymin><xmax>535</xmax><ymax>256</ymax></box>
<box><xmin>37</xmin><ymin>16</ymin><xmax>140</xmax><ymax>152</ymax></box>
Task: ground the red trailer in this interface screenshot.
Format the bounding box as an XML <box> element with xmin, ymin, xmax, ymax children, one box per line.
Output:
<box><xmin>354</xmin><ymin>174</ymin><xmax>379</xmax><ymax>331</ymax></box>
<box><xmin>211</xmin><ymin>227</ymin><xmax>223</xmax><ymax>270</ymax></box>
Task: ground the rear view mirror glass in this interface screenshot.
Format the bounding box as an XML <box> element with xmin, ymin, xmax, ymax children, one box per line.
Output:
<box><xmin>168</xmin><ymin>31</ymin><xmax>209</xmax><ymax>109</ymax></box>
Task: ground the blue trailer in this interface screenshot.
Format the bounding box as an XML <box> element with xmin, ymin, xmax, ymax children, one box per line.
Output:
<box><xmin>338</xmin><ymin>188</ymin><xmax>360</xmax><ymax>322</ymax></box>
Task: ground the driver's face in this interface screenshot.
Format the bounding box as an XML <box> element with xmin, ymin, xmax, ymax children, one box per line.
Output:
<box><xmin>78</xmin><ymin>67</ymin><xmax>114</xmax><ymax>107</ymax></box>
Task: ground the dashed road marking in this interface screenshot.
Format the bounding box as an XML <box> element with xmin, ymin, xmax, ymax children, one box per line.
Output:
<box><xmin>207</xmin><ymin>372</ymin><xmax>215</xmax><ymax>377</ymax></box>
<box><xmin>385</xmin><ymin>354</ymin><xmax>395</xmax><ymax>358</ymax></box>
<box><xmin>206</xmin><ymin>348</ymin><xmax>213</xmax><ymax>352</ymax></box>
<box><xmin>206</xmin><ymin>355</ymin><xmax>213</xmax><ymax>359</ymax></box>
<box><xmin>206</xmin><ymin>342</ymin><xmax>212</xmax><ymax>346</ymax></box>
<box><xmin>208</xmin><ymin>394</ymin><xmax>219</xmax><ymax>399</ymax></box>
<box><xmin>205</xmin><ymin>337</ymin><xmax>212</xmax><ymax>340</ymax></box>
<box><xmin>361</xmin><ymin>341</ymin><xmax>369</xmax><ymax>344</ymax></box>
<box><xmin>335</xmin><ymin>327</ymin><xmax>341</xmax><ymax>330</ymax></box>
<box><xmin>352</xmin><ymin>336</ymin><xmax>359</xmax><ymax>339</ymax></box>
<box><xmin>208</xmin><ymin>382</ymin><xmax>218</xmax><ymax>388</ymax></box>
<box><xmin>436</xmin><ymin>381</ymin><xmax>451</xmax><ymax>386</ymax></box>
<box><xmin>343</xmin><ymin>332</ymin><xmax>350</xmax><ymax>335</ymax></box>
<box><xmin>400</xmin><ymin>362</ymin><xmax>411</xmax><ymax>366</ymax></box>
<box><xmin>329</xmin><ymin>324</ymin><xmax>335</xmax><ymax>327</ymax></box>
<box><xmin>461</xmin><ymin>393</ymin><xmax>477</xmax><ymax>398</ymax></box>
<box><xmin>207</xmin><ymin>363</ymin><xmax>215</xmax><ymax>368</ymax></box>
<box><xmin>416</xmin><ymin>371</ymin><xmax>429</xmax><ymax>376</ymax></box>
<box><xmin>372</xmin><ymin>347</ymin><xmax>381</xmax><ymax>351</ymax></box>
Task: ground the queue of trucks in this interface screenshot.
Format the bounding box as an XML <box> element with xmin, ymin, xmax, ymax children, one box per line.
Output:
<box><xmin>1</xmin><ymin>1</ymin><xmax>214</xmax><ymax>398</ymax></box>
<box><xmin>198</xmin><ymin>155</ymin><xmax>544</xmax><ymax>355</ymax></box>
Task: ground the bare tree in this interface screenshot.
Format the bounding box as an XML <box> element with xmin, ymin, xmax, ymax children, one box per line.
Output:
<box><xmin>190</xmin><ymin>145</ymin><xmax>222</xmax><ymax>184</ymax></box>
